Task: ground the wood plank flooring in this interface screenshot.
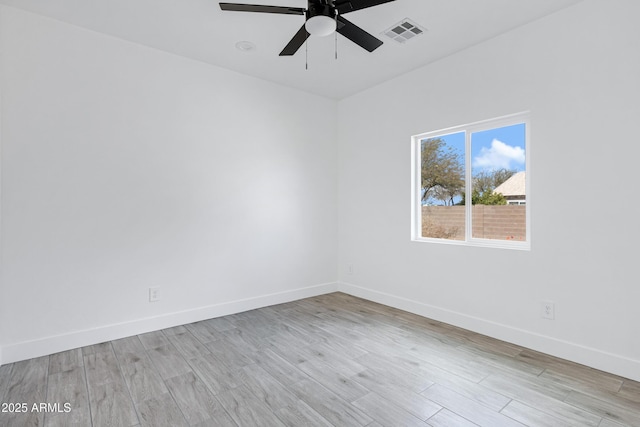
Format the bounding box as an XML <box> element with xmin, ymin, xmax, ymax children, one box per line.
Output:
<box><xmin>1</xmin><ymin>292</ymin><xmax>638</xmax><ymax>426</ymax></box>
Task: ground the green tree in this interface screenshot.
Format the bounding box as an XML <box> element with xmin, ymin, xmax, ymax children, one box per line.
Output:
<box><xmin>459</xmin><ymin>168</ymin><xmax>515</xmax><ymax>205</ymax></box>
<box><xmin>421</xmin><ymin>138</ymin><xmax>464</xmax><ymax>205</ymax></box>
<box><xmin>472</xmin><ymin>189</ymin><xmax>507</xmax><ymax>205</ymax></box>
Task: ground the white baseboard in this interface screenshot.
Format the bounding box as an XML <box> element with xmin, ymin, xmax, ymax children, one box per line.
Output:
<box><xmin>0</xmin><ymin>282</ymin><xmax>338</xmax><ymax>366</ymax></box>
<box><xmin>338</xmin><ymin>281</ymin><xmax>640</xmax><ymax>382</ymax></box>
<box><xmin>4</xmin><ymin>280</ymin><xmax>638</xmax><ymax>383</ymax></box>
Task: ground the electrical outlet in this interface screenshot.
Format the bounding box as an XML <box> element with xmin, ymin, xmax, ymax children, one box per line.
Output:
<box><xmin>347</xmin><ymin>263</ymin><xmax>354</xmax><ymax>275</ymax></box>
<box><xmin>541</xmin><ymin>301</ymin><xmax>555</xmax><ymax>320</ymax></box>
<box><xmin>149</xmin><ymin>287</ymin><xmax>161</xmax><ymax>302</ymax></box>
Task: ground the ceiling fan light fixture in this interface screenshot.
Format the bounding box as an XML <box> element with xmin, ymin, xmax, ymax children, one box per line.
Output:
<box><xmin>305</xmin><ymin>15</ymin><xmax>336</xmax><ymax>37</ymax></box>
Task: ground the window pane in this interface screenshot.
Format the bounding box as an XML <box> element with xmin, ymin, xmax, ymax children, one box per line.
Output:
<box><xmin>420</xmin><ymin>132</ymin><xmax>465</xmax><ymax>240</ymax></box>
<box><xmin>470</xmin><ymin>123</ymin><xmax>526</xmax><ymax>241</ymax></box>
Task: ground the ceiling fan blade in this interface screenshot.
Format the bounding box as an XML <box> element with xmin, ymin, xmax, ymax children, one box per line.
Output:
<box><xmin>279</xmin><ymin>24</ymin><xmax>309</xmax><ymax>56</ymax></box>
<box><xmin>336</xmin><ymin>16</ymin><xmax>383</xmax><ymax>52</ymax></box>
<box><xmin>334</xmin><ymin>0</ymin><xmax>395</xmax><ymax>14</ymax></box>
<box><xmin>219</xmin><ymin>3</ymin><xmax>305</xmax><ymax>15</ymax></box>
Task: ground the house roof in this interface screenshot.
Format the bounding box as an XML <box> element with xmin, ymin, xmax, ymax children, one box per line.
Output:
<box><xmin>494</xmin><ymin>171</ymin><xmax>525</xmax><ymax>197</ymax></box>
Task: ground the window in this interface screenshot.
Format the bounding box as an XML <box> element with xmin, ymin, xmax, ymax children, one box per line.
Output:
<box><xmin>411</xmin><ymin>112</ymin><xmax>530</xmax><ymax>250</ymax></box>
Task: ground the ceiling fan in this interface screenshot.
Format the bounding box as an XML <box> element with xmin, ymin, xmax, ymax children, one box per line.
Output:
<box><xmin>219</xmin><ymin>0</ymin><xmax>396</xmax><ymax>56</ymax></box>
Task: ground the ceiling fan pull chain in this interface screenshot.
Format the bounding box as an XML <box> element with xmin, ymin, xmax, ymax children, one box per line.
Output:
<box><xmin>335</xmin><ymin>12</ymin><xmax>338</xmax><ymax>59</ymax></box>
<box><xmin>305</xmin><ymin>37</ymin><xmax>308</xmax><ymax>70</ymax></box>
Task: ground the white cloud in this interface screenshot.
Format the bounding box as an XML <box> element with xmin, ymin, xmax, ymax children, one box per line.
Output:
<box><xmin>473</xmin><ymin>139</ymin><xmax>525</xmax><ymax>170</ymax></box>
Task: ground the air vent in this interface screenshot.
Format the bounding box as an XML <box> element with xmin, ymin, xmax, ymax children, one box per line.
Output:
<box><xmin>383</xmin><ymin>18</ymin><xmax>426</xmax><ymax>44</ymax></box>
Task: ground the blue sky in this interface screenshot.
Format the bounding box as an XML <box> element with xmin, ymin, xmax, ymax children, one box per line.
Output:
<box><xmin>471</xmin><ymin>123</ymin><xmax>526</xmax><ymax>174</ymax></box>
<box><xmin>438</xmin><ymin>123</ymin><xmax>526</xmax><ymax>175</ymax></box>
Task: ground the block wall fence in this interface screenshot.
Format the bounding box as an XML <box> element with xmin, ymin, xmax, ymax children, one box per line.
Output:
<box><xmin>422</xmin><ymin>205</ymin><xmax>526</xmax><ymax>241</ymax></box>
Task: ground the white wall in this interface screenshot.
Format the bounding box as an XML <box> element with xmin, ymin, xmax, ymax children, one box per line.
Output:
<box><xmin>0</xmin><ymin>6</ymin><xmax>338</xmax><ymax>364</ymax></box>
<box><xmin>2</xmin><ymin>0</ymin><xmax>639</xmax><ymax>383</ymax></box>
<box><xmin>337</xmin><ymin>0</ymin><xmax>640</xmax><ymax>381</ymax></box>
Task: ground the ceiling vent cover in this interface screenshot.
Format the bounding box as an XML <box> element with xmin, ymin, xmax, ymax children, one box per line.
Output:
<box><xmin>383</xmin><ymin>18</ymin><xmax>426</xmax><ymax>44</ymax></box>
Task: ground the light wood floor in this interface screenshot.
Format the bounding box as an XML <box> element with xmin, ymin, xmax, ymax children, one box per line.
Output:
<box><xmin>1</xmin><ymin>292</ymin><xmax>639</xmax><ymax>426</ymax></box>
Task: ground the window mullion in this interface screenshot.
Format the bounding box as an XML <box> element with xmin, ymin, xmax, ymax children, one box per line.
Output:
<box><xmin>465</xmin><ymin>130</ymin><xmax>472</xmax><ymax>242</ymax></box>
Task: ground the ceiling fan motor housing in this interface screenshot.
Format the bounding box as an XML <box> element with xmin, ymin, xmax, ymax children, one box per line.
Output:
<box><xmin>306</xmin><ymin>2</ymin><xmax>335</xmax><ymax>19</ymax></box>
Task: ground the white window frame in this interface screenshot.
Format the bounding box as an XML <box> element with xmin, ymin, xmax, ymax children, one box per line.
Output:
<box><xmin>411</xmin><ymin>112</ymin><xmax>531</xmax><ymax>250</ymax></box>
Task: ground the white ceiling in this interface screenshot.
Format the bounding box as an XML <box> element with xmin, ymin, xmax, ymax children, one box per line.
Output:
<box><xmin>0</xmin><ymin>0</ymin><xmax>583</xmax><ymax>99</ymax></box>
